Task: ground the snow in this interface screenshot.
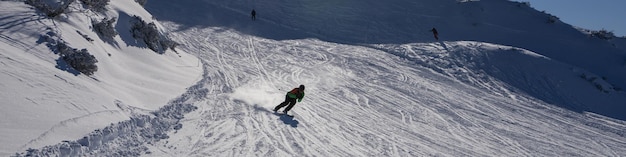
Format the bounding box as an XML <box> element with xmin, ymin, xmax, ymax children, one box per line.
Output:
<box><xmin>2</xmin><ymin>0</ymin><xmax>625</xmax><ymax>156</ymax></box>
<box><xmin>0</xmin><ymin>0</ymin><xmax>201</xmax><ymax>156</ymax></box>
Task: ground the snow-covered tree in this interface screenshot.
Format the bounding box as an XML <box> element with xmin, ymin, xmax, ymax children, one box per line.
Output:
<box><xmin>130</xmin><ymin>15</ymin><xmax>178</xmax><ymax>54</ymax></box>
<box><xmin>590</xmin><ymin>29</ymin><xmax>615</xmax><ymax>40</ymax></box>
<box><xmin>547</xmin><ymin>15</ymin><xmax>559</xmax><ymax>24</ymax></box>
<box><xmin>24</xmin><ymin>0</ymin><xmax>74</xmax><ymax>18</ymax></box>
<box><xmin>78</xmin><ymin>0</ymin><xmax>109</xmax><ymax>12</ymax></box>
<box><xmin>135</xmin><ymin>0</ymin><xmax>147</xmax><ymax>6</ymax></box>
<box><xmin>92</xmin><ymin>18</ymin><xmax>117</xmax><ymax>40</ymax></box>
<box><xmin>39</xmin><ymin>31</ymin><xmax>99</xmax><ymax>75</ymax></box>
<box><xmin>62</xmin><ymin>48</ymin><xmax>98</xmax><ymax>75</ymax></box>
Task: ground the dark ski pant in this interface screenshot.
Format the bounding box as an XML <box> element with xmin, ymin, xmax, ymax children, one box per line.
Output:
<box><xmin>274</xmin><ymin>95</ymin><xmax>297</xmax><ymax>113</ymax></box>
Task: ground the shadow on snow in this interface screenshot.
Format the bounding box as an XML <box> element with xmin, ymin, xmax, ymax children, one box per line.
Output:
<box><xmin>253</xmin><ymin>105</ymin><xmax>299</xmax><ymax>128</ymax></box>
<box><xmin>143</xmin><ymin>0</ymin><xmax>443</xmax><ymax>45</ymax></box>
<box><xmin>144</xmin><ymin>0</ymin><xmax>626</xmax><ymax>121</ymax></box>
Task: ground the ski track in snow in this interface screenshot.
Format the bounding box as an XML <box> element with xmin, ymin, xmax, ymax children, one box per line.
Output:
<box><xmin>142</xmin><ymin>26</ymin><xmax>626</xmax><ymax>156</ymax></box>
<box><xmin>18</xmin><ymin>109</ymin><xmax>123</xmax><ymax>150</ymax></box>
<box><xmin>6</xmin><ymin>0</ymin><xmax>626</xmax><ymax>156</ymax></box>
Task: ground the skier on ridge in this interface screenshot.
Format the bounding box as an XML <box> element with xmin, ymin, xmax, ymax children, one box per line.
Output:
<box><xmin>273</xmin><ymin>85</ymin><xmax>305</xmax><ymax>115</ymax></box>
<box><xmin>251</xmin><ymin>9</ymin><xmax>256</xmax><ymax>21</ymax></box>
<box><xmin>430</xmin><ymin>27</ymin><xmax>439</xmax><ymax>41</ymax></box>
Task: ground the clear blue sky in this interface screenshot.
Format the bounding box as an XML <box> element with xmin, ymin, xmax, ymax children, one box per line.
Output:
<box><xmin>514</xmin><ymin>0</ymin><xmax>626</xmax><ymax>37</ymax></box>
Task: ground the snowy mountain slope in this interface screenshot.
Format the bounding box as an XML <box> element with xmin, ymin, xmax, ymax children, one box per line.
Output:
<box><xmin>4</xmin><ymin>0</ymin><xmax>626</xmax><ymax>156</ymax></box>
<box><xmin>138</xmin><ymin>27</ymin><xmax>625</xmax><ymax>156</ymax></box>
<box><xmin>145</xmin><ymin>0</ymin><xmax>626</xmax><ymax>121</ymax></box>
<box><xmin>374</xmin><ymin>42</ymin><xmax>626</xmax><ymax>120</ymax></box>
<box><xmin>611</xmin><ymin>37</ymin><xmax>626</xmax><ymax>51</ymax></box>
<box><xmin>22</xmin><ymin>16</ymin><xmax>625</xmax><ymax>156</ymax></box>
<box><xmin>0</xmin><ymin>0</ymin><xmax>201</xmax><ymax>155</ymax></box>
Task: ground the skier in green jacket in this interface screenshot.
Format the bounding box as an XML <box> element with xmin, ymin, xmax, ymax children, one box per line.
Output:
<box><xmin>273</xmin><ymin>85</ymin><xmax>305</xmax><ymax>115</ymax></box>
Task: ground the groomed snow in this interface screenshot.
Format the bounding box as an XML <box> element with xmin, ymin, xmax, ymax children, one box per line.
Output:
<box><xmin>142</xmin><ymin>27</ymin><xmax>625</xmax><ymax>156</ymax></box>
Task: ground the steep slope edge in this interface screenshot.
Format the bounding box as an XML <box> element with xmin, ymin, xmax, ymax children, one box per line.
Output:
<box><xmin>0</xmin><ymin>1</ymin><xmax>202</xmax><ymax>155</ymax></box>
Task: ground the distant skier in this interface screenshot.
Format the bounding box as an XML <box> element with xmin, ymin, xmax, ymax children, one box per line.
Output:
<box><xmin>430</xmin><ymin>27</ymin><xmax>439</xmax><ymax>41</ymax></box>
<box><xmin>251</xmin><ymin>9</ymin><xmax>256</xmax><ymax>21</ymax></box>
<box><xmin>273</xmin><ymin>85</ymin><xmax>305</xmax><ymax>115</ymax></box>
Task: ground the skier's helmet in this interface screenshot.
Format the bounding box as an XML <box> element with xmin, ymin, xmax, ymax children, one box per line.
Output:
<box><xmin>299</xmin><ymin>85</ymin><xmax>305</xmax><ymax>91</ymax></box>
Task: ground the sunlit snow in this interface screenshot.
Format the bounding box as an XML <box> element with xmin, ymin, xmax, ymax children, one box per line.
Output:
<box><xmin>2</xmin><ymin>0</ymin><xmax>625</xmax><ymax>156</ymax></box>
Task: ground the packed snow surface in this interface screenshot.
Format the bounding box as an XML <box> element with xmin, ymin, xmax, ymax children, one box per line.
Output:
<box><xmin>2</xmin><ymin>0</ymin><xmax>625</xmax><ymax>156</ymax></box>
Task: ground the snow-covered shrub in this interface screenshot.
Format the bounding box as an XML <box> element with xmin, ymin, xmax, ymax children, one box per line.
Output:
<box><xmin>516</xmin><ymin>1</ymin><xmax>530</xmax><ymax>8</ymax></box>
<box><xmin>92</xmin><ymin>18</ymin><xmax>117</xmax><ymax>40</ymax></box>
<box><xmin>38</xmin><ymin>31</ymin><xmax>99</xmax><ymax>75</ymax></box>
<box><xmin>135</xmin><ymin>0</ymin><xmax>147</xmax><ymax>6</ymax></box>
<box><xmin>62</xmin><ymin>48</ymin><xmax>98</xmax><ymax>75</ymax></box>
<box><xmin>160</xmin><ymin>39</ymin><xmax>179</xmax><ymax>52</ymax></box>
<box><xmin>547</xmin><ymin>14</ymin><xmax>559</xmax><ymax>24</ymax></box>
<box><xmin>130</xmin><ymin>15</ymin><xmax>178</xmax><ymax>54</ymax></box>
<box><xmin>78</xmin><ymin>0</ymin><xmax>109</xmax><ymax>12</ymax></box>
<box><xmin>55</xmin><ymin>42</ymin><xmax>74</xmax><ymax>55</ymax></box>
<box><xmin>24</xmin><ymin>0</ymin><xmax>73</xmax><ymax>18</ymax></box>
<box><xmin>590</xmin><ymin>29</ymin><xmax>615</xmax><ymax>40</ymax></box>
